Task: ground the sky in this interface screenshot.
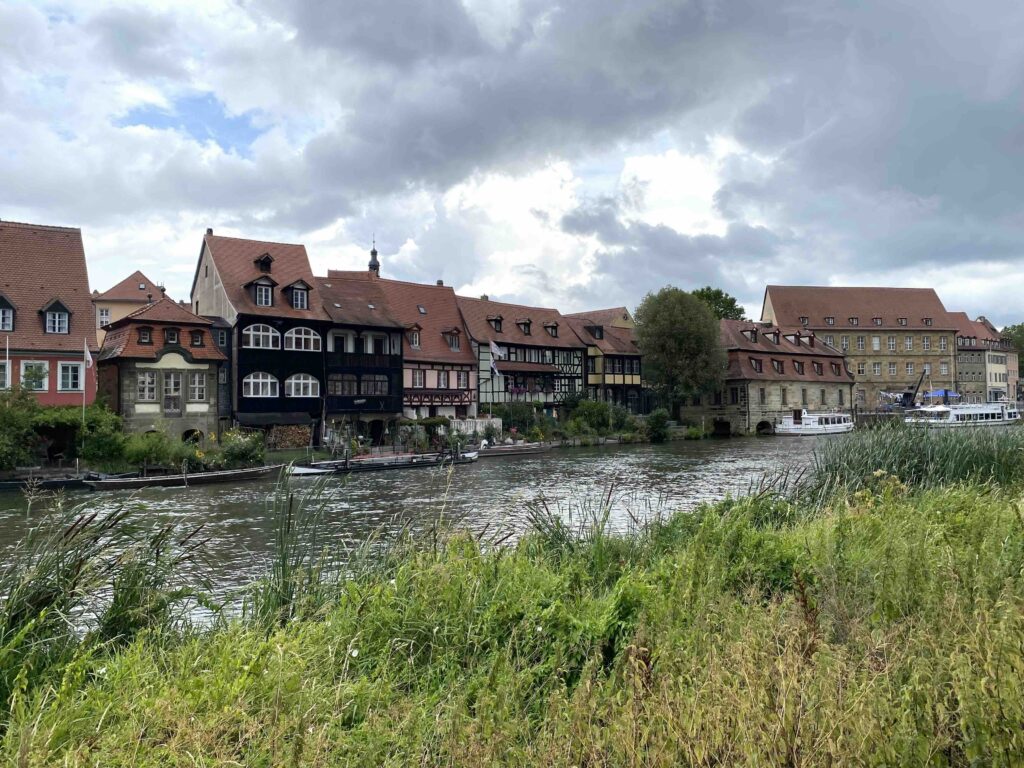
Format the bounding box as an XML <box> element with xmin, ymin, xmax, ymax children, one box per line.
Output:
<box><xmin>3</xmin><ymin>0</ymin><xmax>1024</xmax><ymax>324</ymax></box>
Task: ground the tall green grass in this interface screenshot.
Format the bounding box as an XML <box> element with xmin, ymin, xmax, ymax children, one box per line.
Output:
<box><xmin>2</xmin><ymin>471</ymin><xmax>1024</xmax><ymax>764</ymax></box>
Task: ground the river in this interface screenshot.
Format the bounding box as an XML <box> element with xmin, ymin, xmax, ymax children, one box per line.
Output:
<box><xmin>0</xmin><ymin>438</ymin><xmax>819</xmax><ymax>596</ymax></box>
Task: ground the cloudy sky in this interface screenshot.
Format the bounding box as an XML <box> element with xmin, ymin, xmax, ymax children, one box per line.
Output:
<box><xmin>3</xmin><ymin>0</ymin><xmax>1024</xmax><ymax>323</ymax></box>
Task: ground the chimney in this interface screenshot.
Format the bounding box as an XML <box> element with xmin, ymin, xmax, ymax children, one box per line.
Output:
<box><xmin>206</xmin><ymin>227</ymin><xmax>213</xmax><ymax>235</ymax></box>
<box><xmin>480</xmin><ymin>294</ymin><xmax>489</xmax><ymax>300</ymax></box>
<box><xmin>436</xmin><ymin>279</ymin><xmax>444</xmax><ymax>286</ymax></box>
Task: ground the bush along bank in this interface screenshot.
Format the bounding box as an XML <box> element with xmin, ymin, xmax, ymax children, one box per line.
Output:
<box><xmin>3</xmin><ymin>459</ymin><xmax>1024</xmax><ymax>764</ymax></box>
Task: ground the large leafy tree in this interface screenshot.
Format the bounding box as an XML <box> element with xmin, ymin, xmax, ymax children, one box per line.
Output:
<box><xmin>691</xmin><ymin>286</ymin><xmax>746</xmax><ymax>321</ymax></box>
<box><xmin>1000</xmin><ymin>323</ymin><xmax>1024</xmax><ymax>354</ymax></box>
<box><xmin>634</xmin><ymin>286</ymin><xmax>726</xmax><ymax>408</ymax></box>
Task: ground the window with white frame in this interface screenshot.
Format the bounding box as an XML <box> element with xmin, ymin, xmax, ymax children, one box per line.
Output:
<box><xmin>904</xmin><ymin>336</ymin><xmax>913</xmax><ymax>351</ymax></box>
<box><xmin>412</xmin><ymin>369</ymin><xmax>425</xmax><ymax>388</ymax></box>
<box><xmin>922</xmin><ymin>336</ymin><xmax>931</xmax><ymax>351</ymax></box>
<box><xmin>939</xmin><ymin>336</ymin><xmax>948</xmax><ymax>352</ymax></box>
<box><xmin>137</xmin><ymin>371</ymin><xmax>156</xmax><ymax>401</ymax></box>
<box><xmin>857</xmin><ymin>363</ymin><xmax>865</xmax><ymax>375</ymax></box>
<box><xmin>285</xmin><ymin>373</ymin><xmax>319</xmax><ymax>398</ymax></box>
<box><xmin>889</xmin><ymin>362</ymin><xmax>897</xmax><ymax>376</ymax></box>
<box><xmin>284</xmin><ymin>327</ymin><xmax>321</xmax><ymax>351</ymax></box>
<box><xmin>46</xmin><ymin>311</ymin><xmax>68</xmax><ymax>334</ymax></box>
<box><xmin>58</xmin><ymin>362</ymin><xmax>83</xmax><ymax>391</ymax></box>
<box><xmin>856</xmin><ymin>336</ymin><xmax>865</xmax><ymax>351</ymax></box>
<box><xmin>21</xmin><ymin>361</ymin><xmax>48</xmax><ymax>390</ymax></box>
<box><xmin>457</xmin><ymin>370</ymin><xmax>469</xmax><ymax>389</ymax></box>
<box><xmin>256</xmin><ymin>285</ymin><xmax>273</xmax><ymax>307</ymax></box>
<box><xmin>410</xmin><ymin>331</ymin><xmax>420</xmax><ymax>348</ymax></box>
<box><xmin>872</xmin><ymin>362</ymin><xmax>881</xmax><ymax>375</ymax></box>
<box><xmin>872</xmin><ymin>336</ymin><xmax>881</xmax><ymax>351</ymax></box>
<box><xmin>923</xmin><ymin>363</ymin><xmax>931</xmax><ymax>375</ymax></box>
<box><xmin>887</xmin><ymin>336</ymin><xmax>896</xmax><ymax>351</ymax></box>
<box><xmin>98</xmin><ymin>308</ymin><xmax>110</xmax><ymax>327</ymax></box>
<box><xmin>291</xmin><ymin>288</ymin><xmax>308</xmax><ymax>310</ymax></box>
<box><xmin>840</xmin><ymin>335</ymin><xmax>849</xmax><ymax>351</ymax></box>
<box><xmin>438</xmin><ymin>370</ymin><xmax>449</xmax><ymax>389</ymax></box>
<box><xmin>189</xmin><ymin>372</ymin><xmax>206</xmax><ymax>401</ymax></box>
<box><xmin>0</xmin><ymin>308</ymin><xmax>11</xmax><ymax>331</ymax></box>
<box><xmin>243</xmin><ymin>372</ymin><xmax>279</xmax><ymax>397</ymax></box>
<box><xmin>0</xmin><ymin>361</ymin><xmax>7</xmax><ymax>389</ymax></box>
<box><xmin>445</xmin><ymin>332</ymin><xmax>460</xmax><ymax>351</ymax></box>
<box><xmin>906</xmin><ymin>362</ymin><xmax>915</xmax><ymax>375</ymax></box>
<box><xmin>217</xmin><ymin>330</ymin><xmax>228</xmax><ymax>346</ymax></box>
<box><xmin>242</xmin><ymin>324</ymin><xmax>280</xmax><ymax>349</ymax></box>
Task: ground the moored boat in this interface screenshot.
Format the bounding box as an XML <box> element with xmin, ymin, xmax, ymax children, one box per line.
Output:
<box><xmin>773</xmin><ymin>410</ymin><xmax>854</xmax><ymax>436</ymax></box>
<box><xmin>474</xmin><ymin>440</ymin><xmax>552</xmax><ymax>457</ymax></box>
<box><xmin>309</xmin><ymin>451</ymin><xmax>478</xmax><ymax>474</ymax></box>
<box><xmin>86</xmin><ymin>464</ymin><xmax>285</xmax><ymax>490</ymax></box>
<box><xmin>904</xmin><ymin>402</ymin><xmax>1021</xmax><ymax>428</ymax></box>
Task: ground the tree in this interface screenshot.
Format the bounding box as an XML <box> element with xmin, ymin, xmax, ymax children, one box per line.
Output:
<box><xmin>0</xmin><ymin>386</ymin><xmax>43</xmax><ymax>470</ymax></box>
<box><xmin>634</xmin><ymin>286</ymin><xmax>726</xmax><ymax>408</ymax></box>
<box><xmin>691</xmin><ymin>286</ymin><xmax>746</xmax><ymax>321</ymax></box>
<box><xmin>1001</xmin><ymin>323</ymin><xmax>1024</xmax><ymax>354</ymax></box>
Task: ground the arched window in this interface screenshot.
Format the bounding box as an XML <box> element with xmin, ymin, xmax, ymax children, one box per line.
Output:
<box><xmin>243</xmin><ymin>372</ymin><xmax>278</xmax><ymax>398</ymax></box>
<box><xmin>284</xmin><ymin>327</ymin><xmax>322</xmax><ymax>351</ymax></box>
<box><xmin>285</xmin><ymin>373</ymin><xmax>320</xmax><ymax>398</ymax></box>
<box><xmin>242</xmin><ymin>324</ymin><xmax>280</xmax><ymax>349</ymax></box>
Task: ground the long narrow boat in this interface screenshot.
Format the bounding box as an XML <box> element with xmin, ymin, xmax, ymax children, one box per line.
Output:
<box><xmin>85</xmin><ymin>464</ymin><xmax>285</xmax><ymax>490</ymax></box>
<box><xmin>474</xmin><ymin>442</ymin><xmax>552</xmax><ymax>457</ymax></box>
<box><xmin>0</xmin><ymin>476</ymin><xmax>89</xmax><ymax>492</ymax></box>
<box><xmin>309</xmin><ymin>452</ymin><xmax>478</xmax><ymax>474</ymax></box>
<box><xmin>904</xmin><ymin>402</ymin><xmax>1021</xmax><ymax>428</ymax></box>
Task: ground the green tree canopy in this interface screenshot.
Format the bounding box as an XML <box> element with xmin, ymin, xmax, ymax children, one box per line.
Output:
<box><xmin>634</xmin><ymin>286</ymin><xmax>726</xmax><ymax>406</ymax></box>
<box><xmin>1000</xmin><ymin>323</ymin><xmax>1024</xmax><ymax>354</ymax></box>
<box><xmin>691</xmin><ymin>286</ymin><xmax>746</xmax><ymax>321</ymax></box>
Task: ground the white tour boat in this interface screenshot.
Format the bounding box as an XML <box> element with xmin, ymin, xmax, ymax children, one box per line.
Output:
<box><xmin>774</xmin><ymin>410</ymin><xmax>854</xmax><ymax>436</ymax></box>
<box><xmin>904</xmin><ymin>402</ymin><xmax>1021</xmax><ymax>428</ymax></box>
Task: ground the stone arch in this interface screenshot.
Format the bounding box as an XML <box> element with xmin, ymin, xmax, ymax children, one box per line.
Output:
<box><xmin>755</xmin><ymin>420</ymin><xmax>774</xmax><ymax>435</ymax></box>
<box><xmin>182</xmin><ymin>429</ymin><xmax>203</xmax><ymax>444</ymax></box>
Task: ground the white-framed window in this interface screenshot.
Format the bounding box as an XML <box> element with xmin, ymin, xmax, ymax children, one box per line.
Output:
<box><xmin>58</xmin><ymin>362</ymin><xmax>83</xmax><ymax>391</ymax></box>
<box><xmin>939</xmin><ymin>336</ymin><xmax>948</xmax><ymax>352</ymax></box>
<box><xmin>872</xmin><ymin>336</ymin><xmax>881</xmax><ymax>351</ymax></box>
<box><xmin>840</xmin><ymin>336</ymin><xmax>849</xmax><ymax>351</ymax></box>
<box><xmin>242</xmin><ymin>324</ymin><xmax>280</xmax><ymax>349</ymax></box>
<box><xmin>410</xmin><ymin>331</ymin><xmax>420</xmax><ymax>349</ymax></box>
<box><xmin>292</xmin><ymin>288</ymin><xmax>308</xmax><ymax>310</ymax></box>
<box><xmin>285</xmin><ymin>373</ymin><xmax>319</xmax><ymax>398</ymax></box>
<box><xmin>243</xmin><ymin>372</ymin><xmax>279</xmax><ymax>398</ymax></box>
<box><xmin>139</xmin><ymin>328</ymin><xmax>152</xmax><ymax>344</ymax></box>
<box><xmin>825</xmin><ymin>316</ymin><xmax>835</xmax><ymax>325</ymax></box>
<box><xmin>445</xmin><ymin>333</ymin><xmax>460</xmax><ymax>351</ymax></box>
<box><xmin>857</xmin><ymin>363</ymin><xmax>866</xmax><ymax>375</ymax></box>
<box><xmin>856</xmin><ymin>336</ymin><xmax>865</xmax><ymax>351</ymax></box>
<box><xmin>906</xmin><ymin>363</ymin><xmax>915</xmax><ymax>375</ymax></box>
<box><xmin>21</xmin><ymin>361</ymin><xmax>48</xmax><ymax>391</ymax></box>
<box><xmin>825</xmin><ymin>335</ymin><xmax>834</xmax><ymax>347</ymax></box>
<box><xmin>0</xmin><ymin>361</ymin><xmax>7</xmax><ymax>389</ymax></box>
<box><xmin>137</xmin><ymin>371</ymin><xmax>156</xmax><ymax>401</ymax></box>
<box><xmin>256</xmin><ymin>285</ymin><xmax>273</xmax><ymax>307</ymax></box>
<box><xmin>904</xmin><ymin>336</ymin><xmax>913</xmax><ymax>351</ymax></box>
<box><xmin>940</xmin><ymin>361</ymin><xmax>949</xmax><ymax>376</ymax></box>
<box><xmin>189</xmin><ymin>372</ymin><xmax>206</xmax><ymax>401</ymax></box>
<box><xmin>923</xmin><ymin>363</ymin><xmax>931</xmax><ymax>375</ymax></box>
<box><xmin>0</xmin><ymin>308</ymin><xmax>11</xmax><ymax>331</ymax></box>
<box><xmin>98</xmin><ymin>308</ymin><xmax>111</xmax><ymax>327</ymax></box>
<box><xmin>922</xmin><ymin>336</ymin><xmax>931</xmax><ymax>351</ymax></box>
<box><xmin>284</xmin><ymin>327</ymin><xmax>322</xmax><ymax>351</ymax></box>
<box><xmin>412</xmin><ymin>369</ymin><xmax>425</xmax><ymax>388</ymax></box>
<box><xmin>438</xmin><ymin>370</ymin><xmax>449</xmax><ymax>389</ymax></box>
<box><xmin>887</xmin><ymin>336</ymin><xmax>896</xmax><ymax>352</ymax></box>
<box><xmin>46</xmin><ymin>311</ymin><xmax>69</xmax><ymax>334</ymax></box>
<box><xmin>457</xmin><ymin>370</ymin><xmax>469</xmax><ymax>389</ymax></box>
<box><xmin>165</xmin><ymin>328</ymin><xmax>179</xmax><ymax>344</ymax></box>
<box><xmin>217</xmin><ymin>330</ymin><xmax>228</xmax><ymax>346</ymax></box>
<box><xmin>872</xmin><ymin>362</ymin><xmax>881</xmax><ymax>375</ymax></box>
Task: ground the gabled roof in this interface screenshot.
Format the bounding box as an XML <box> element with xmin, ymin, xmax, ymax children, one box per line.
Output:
<box><xmin>200</xmin><ymin>233</ymin><xmax>328</xmax><ymax>320</ymax></box>
<box><xmin>564</xmin><ymin>316</ymin><xmax>640</xmax><ymax>356</ymax></box>
<box><xmin>763</xmin><ymin>285</ymin><xmax>956</xmax><ymax>331</ymax></box>
<box><xmin>315</xmin><ymin>274</ymin><xmax>403</xmax><ymax>329</ymax></box>
<box><xmin>720</xmin><ymin>319</ymin><xmax>853</xmax><ymax>384</ymax></box>
<box><xmin>326</xmin><ymin>272</ymin><xmax>476</xmax><ymax>364</ymax></box>
<box><xmin>109</xmin><ymin>297</ymin><xmax>214</xmax><ymax>329</ymax></box>
<box><xmin>456</xmin><ymin>295</ymin><xmax>585</xmax><ymax>349</ymax></box>
<box><xmin>93</xmin><ymin>270</ymin><xmax>164</xmax><ymax>302</ymax></box>
<box><xmin>564</xmin><ymin>306</ymin><xmax>634</xmax><ymax>328</ymax></box>
<box><xmin>950</xmin><ymin>311</ymin><xmax>1006</xmax><ymax>347</ymax></box>
<box><xmin>0</xmin><ymin>220</ymin><xmax>97</xmax><ymax>352</ymax></box>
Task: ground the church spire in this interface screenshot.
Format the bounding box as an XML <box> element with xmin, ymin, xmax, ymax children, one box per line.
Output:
<box><xmin>368</xmin><ymin>235</ymin><xmax>380</xmax><ymax>275</ymax></box>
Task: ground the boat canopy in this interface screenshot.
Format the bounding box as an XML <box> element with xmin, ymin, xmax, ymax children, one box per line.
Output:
<box><xmin>924</xmin><ymin>389</ymin><xmax>960</xmax><ymax>398</ymax></box>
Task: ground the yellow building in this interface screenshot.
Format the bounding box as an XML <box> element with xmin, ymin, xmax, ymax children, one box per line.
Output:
<box><xmin>565</xmin><ymin>307</ymin><xmax>645</xmax><ymax>413</ymax></box>
<box><xmin>92</xmin><ymin>271</ymin><xmax>164</xmax><ymax>345</ymax></box>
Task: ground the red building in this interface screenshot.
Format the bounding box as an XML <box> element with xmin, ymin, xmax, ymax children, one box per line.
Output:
<box><xmin>0</xmin><ymin>220</ymin><xmax>97</xmax><ymax>405</ymax></box>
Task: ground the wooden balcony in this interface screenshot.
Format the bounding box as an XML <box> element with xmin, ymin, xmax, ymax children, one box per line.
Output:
<box><xmin>325</xmin><ymin>352</ymin><xmax>402</xmax><ymax>371</ymax></box>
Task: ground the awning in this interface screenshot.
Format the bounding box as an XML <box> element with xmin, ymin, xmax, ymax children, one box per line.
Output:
<box><xmin>924</xmin><ymin>389</ymin><xmax>960</xmax><ymax>398</ymax></box>
<box><xmin>236</xmin><ymin>413</ymin><xmax>316</xmax><ymax>426</ymax></box>
<box><xmin>497</xmin><ymin>362</ymin><xmax>560</xmax><ymax>374</ymax></box>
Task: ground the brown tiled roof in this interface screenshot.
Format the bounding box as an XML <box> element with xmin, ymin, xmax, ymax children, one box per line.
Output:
<box><xmin>98</xmin><ymin>299</ymin><xmax>225</xmax><ymax>362</ymax></box>
<box><xmin>93</xmin><ymin>270</ymin><xmax>165</xmax><ymax>302</ymax></box>
<box><xmin>202</xmin><ymin>234</ymin><xmax>328</xmax><ymax>320</ymax></box>
<box><xmin>950</xmin><ymin>311</ymin><xmax>1004</xmax><ymax>347</ymax></box>
<box><xmin>564</xmin><ymin>306</ymin><xmax>633</xmax><ymax>327</ymax></box>
<box><xmin>316</xmin><ymin>275</ymin><xmax>404</xmax><ymax>329</ymax></box>
<box><xmin>456</xmin><ymin>296</ymin><xmax>585</xmax><ymax>349</ymax></box>
<box><xmin>720</xmin><ymin>319</ymin><xmax>853</xmax><ymax>384</ymax></box>
<box><xmin>763</xmin><ymin>285</ymin><xmax>956</xmax><ymax>331</ymax></box>
<box><xmin>565</xmin><ymin>316</ymin><xmax>640</xmax><ymax>356</ymax></box>
<box><xmin>0</xmin><ymin>220</ymin><xmax>97</xmax><ymax>352</ymax></box>
<box><xmin>326</xmin><ymin>272</ymin><xmax>476</xmax><ymax>365</ymax></box>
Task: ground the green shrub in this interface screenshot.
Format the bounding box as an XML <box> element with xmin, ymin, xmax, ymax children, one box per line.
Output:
<box><xmin>124</xmin><ymin>431</ymin><xmax>173</xmax><ymax>468</ymax></box>
<box><xmin>526</xmin><ymin>426</ymin><xmax>545</xmax><ymax>443</ymax></box>
<box><xmin>0</xmin><ymin>386</ymin><xmax>42</xmax><ymax>470</ymax></box>
<box><xmin>572</xmin><ymin>399</ymin><xmax>612</xmax><ymax>433</ymax></box>
<box><xmin>646</xmin><ymin>407</ymin><xmax>670</xmax><ymax>443</ymax></box>
<box><xmin>219</xmin><ymin>428</ymin><xmax>266</xmax><ymax>468</ymax></box>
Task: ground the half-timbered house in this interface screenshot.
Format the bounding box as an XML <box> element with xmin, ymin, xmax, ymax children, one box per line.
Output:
<box><xmin>564</xmin><ymin>307</ymin><xmax>645</xmax><ymax>413</ymax></box>
<box><xmin>455</xmin><ymin>296</ymin><xmax>584</xmax><ymax>416</ymax></box>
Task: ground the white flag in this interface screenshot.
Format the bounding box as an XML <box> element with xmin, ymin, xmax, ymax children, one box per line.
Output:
<box><xmin>84</xmin><ymin>337</ymin><xmax>93</xmax><ymax>369</ymax></box>
<box><xmin>489</xmin><ymin>340</ymin><xmax>506</xmax><ymax>359</ymax></box>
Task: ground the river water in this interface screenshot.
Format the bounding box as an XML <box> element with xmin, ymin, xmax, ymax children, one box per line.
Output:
<box><xmin>0</xmin><ymin>438</ymin><xmax>819</xmax><ymax>596</ymax></box>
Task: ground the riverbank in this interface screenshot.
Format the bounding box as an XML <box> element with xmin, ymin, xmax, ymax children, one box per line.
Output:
<box><xmin>3</xmin><ymin>428</ymin><xmax>1024</xmax><ymax>764</ymax></box>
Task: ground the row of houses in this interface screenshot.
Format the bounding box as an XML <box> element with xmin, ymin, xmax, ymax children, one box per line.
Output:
<box><xmin>2</xmin><ymin>218</ymin><xmax>1017</xmax><ymax>442</ymax></box>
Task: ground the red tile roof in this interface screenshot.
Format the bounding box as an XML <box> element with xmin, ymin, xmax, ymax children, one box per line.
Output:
<box><xmin>565</xmin><ymin>316</ymin><xmax>640</xmax><ymax>355</ymax></box>
<box><xmin>316</xmin><ymin>274</ymin><xmax>404</xmax><ymax>329</ymax></box>
<box><xmin>201</xmin><ymin>234</ymin><xmax>328</xmax><ymax>320</ymax></box>
<box><xmin>950</xmin><ymin>311</ymin><xmax>1005</xmax><ymax>347</ymax></box>
<box><xmin>98</xmin><ymin>299</ymin><xmax>225</xmax><ymax>362</ymax></box>
<box><xmin>763</xmin><ymin>285</ymin><xmax>956</xmax><ymax>331</ymax></box>
<box><xmin>93</xmin><ymin>270</ymin><xmax>165</xmax><ymax>302</ymax></box>
<box><xmin>0</xmin><ymin>220</ymin><xmax>97</xmax><ymax>352</ymax></box>
<box><xmin>327</xmin><ymin>271</ymin><xmax>476</xmax><ymax>365</ymax></box>
<box><xmin>564</xmin><ymin>306</ymin><xmax>634</xmax><ymax>327</ymax></box>
<box><xmin>720</xmin><ymin>319</ymin><xmax>853</xmax><ymax>384</ymax></box>
<box><xmin>456</xmin><ymin>296</ymin><xmax>585</xmax><ymax>349</ymax></box>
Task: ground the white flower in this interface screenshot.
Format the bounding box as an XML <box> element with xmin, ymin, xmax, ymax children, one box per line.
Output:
<box><xmin>536</xmin><ymin>625</ymin><xmax>543</xmax><ymax>633</ymax></box>
<box><xmin>350</xmin><ymin>648</ymin><xmax>359</xmax><ymax>658</ymax></box>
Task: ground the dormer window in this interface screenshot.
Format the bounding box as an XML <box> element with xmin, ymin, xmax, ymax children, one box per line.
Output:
<box><xmin>772</xmin><ymin>359</ymin><xmax>784</xmax><ymax>374</ymax></box>
<box><xmin>444</xmin><ymin>331</ymin><xmax>460</xmax><ymax>351</ymax></box>
<box><xmin>768</xmin><ymin>330</ymin><xmax>780</xmax><ymax>344</ymax></box>
<box><xmin>410</xmin><ymin>330</ymin><xmax>421</xmax><ymax>349</ymax></box>
<box><xmin>292</xmin><ymin>288</ymin><xmax>308</xmax><ymax>310</ymax></box>
<box><xmin>190</xmin><ymin>331</ymin><xmax>204</xmax><ymax>347</ymax></box>
<box><xmin>46</xmin><ymin>310</ymin><xmax>69</xmax><ymax>334</ymax></box>
<box><xmin>165</xmin><ymin>328</ymin><xmax>179</xmax><ymax>345</ymax></box>
<box><xmin>922</xmin><ymin>317</ymin><xmax>933</xmax><ymax>326</ymax></box>
<box><xmin>138</xmin><ymin>328</ymin><xmax>152</xmax><ymax>344</ymax></box>
<box><xmin>872</xmin><ymin>317</ymin><xmax>882</xmax><ymax>326</ymax></box>
<box><xmin>825</xmin><ymin>317</ymin><xmax>835</xmax><ymax>325</ymax></box>
<box><xmin>488</xmin><ymin>315</ymin><xmax>503</xmax><ymax>332</ymax></box>
<box><xmin>813</xmin><ymin>362</ymin><xmax>823</xmax><ymax>375</ymax></box>
<box><xmin>0</xmin><ymin>297</ymin><xmax>13</xmax><ymax>332</ymax></box>
<box><xmin>545</xmin><ymin>323</ymin><xmax>558</xmax><ymax>338</ymax></box>
<box><xmin>799</xmin><ymin>316</ymin><xmax>808</xmax><ymax>326</ymax></box>
<box><xmin>794</xmin><ymin>361</ymin><xmax>805</xmax><ymax>374</ymax></box>
<box><xmin>254</xmin><ymin>253</ymin><xmax>274</xmax><ymax>273</ymax></box>
<box><xmin>590</xmin><ymin>325</ymin><xmax>604</xmax><ymax>339</ymax></box>
<box><xmin>750</xmin><ymin>357</ymin><xmax>763</xmax><ymax>373</ymax></box>
<box><xmin>831</xmin><ymin>362</ymin><xmax>841</xmax><ymax>375</ymax></box>
<box><xmin>517</xmin><ymin>320</ymin><xmax>531</xmax><ymax>335</ymax></box>
<box><xmin>898</xmin><ymin>317</ymin><xmax>908</xmax><ymax>326</ymax></box>
<box><xmin>848</xmin><ymin>317</ymin><xmax>859</xmax><ymax>326</ymax></box>
<box><xmin>256</xmin><ymin>285</ymin><xmax>272</xmax><ymax>307</ymax></box>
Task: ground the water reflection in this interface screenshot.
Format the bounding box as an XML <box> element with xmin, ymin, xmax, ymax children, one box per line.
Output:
<box><xmin>0</xmin><ymin>438</ymin><xmax>818</xmax><ymax>596</ymax></box>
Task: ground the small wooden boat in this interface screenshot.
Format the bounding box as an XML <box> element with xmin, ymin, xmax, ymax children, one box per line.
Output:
<box><xmin>309</xmin><ymin>452</ymin><xmax>478</xmax><ymax>474</ymax></box>
<box><xmin>474</xmin><ymin>441</ymin><xmax>552</xmax><ymax>457</ymax></box>
<box><xmin>85</xmin><ymin>465</ymin><xmax>285</xmax><ymax>490</ymax></box>
<box><xmin>286</xmin><ymin>466</ymin><xmax>335</xmax><ymax>476</ymax></box>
